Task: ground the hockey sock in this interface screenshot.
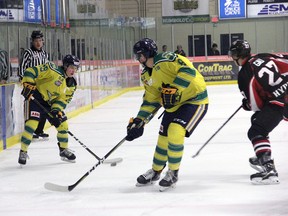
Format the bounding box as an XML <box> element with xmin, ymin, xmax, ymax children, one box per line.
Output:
<box><xmin>252</xmin><ymin>136</ymin><xmax>271</xmax><ymax>160</ymax></box>
<box><xmin>57</xmin><ymin>121</ymin><xmax>68</xmax><ymax>148</ymax></box>
<box><xmin>167</xmin><ymin>123</ymin><xmax>185</xmax><ymax>171</ymax></box>
<box><xmin>21</xmin><ymin>119</ymin><xmax>39</xmax><ymax>151</ymax></box>
<box><xmin>152</xmin><ymin>135</ymin><xmax>168</xmax><ymax>171</ymax></box>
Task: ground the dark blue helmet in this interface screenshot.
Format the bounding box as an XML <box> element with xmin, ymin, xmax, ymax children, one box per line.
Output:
<box><xmin>229</xmin><ymin>40</ymin><xmax>251</xmax><ymax>58</ymax></box>
<box><xmin>63</xmin><ymin>54</ymin><xmax>80</xmax><ymax>69</ymax></box>
<box><xmin>133</xmin><ymin>38</ymin><xmax>158</xmax><ymax>60</ymax></box>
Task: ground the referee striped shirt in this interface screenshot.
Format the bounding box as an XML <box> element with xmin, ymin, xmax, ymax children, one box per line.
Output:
<box><xmin>0</xmin><ymin>49</ymin><xmax>9</xmax><ymax>81</ymax></box>
<box><xmin>19</xmin><ymin>46</ymin><xmax>49</xmax><ymax>78</ymax></box>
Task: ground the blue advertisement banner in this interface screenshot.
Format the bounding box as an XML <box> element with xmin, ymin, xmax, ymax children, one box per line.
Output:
<box><xmin>219</xmin><ymin>0</ymin><xmax>247</xmax><ymax>19</ymax></box>
<box><xmin>24</xmin><ymin>0</ymin><xmax>42</xmax><ymax>23</ymax></box>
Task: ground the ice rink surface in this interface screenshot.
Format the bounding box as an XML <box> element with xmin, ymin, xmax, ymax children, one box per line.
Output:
<box><xmin>0</xmin><ymin>84</ymin><xmax>287</xmax><ymax>216</ymax></box>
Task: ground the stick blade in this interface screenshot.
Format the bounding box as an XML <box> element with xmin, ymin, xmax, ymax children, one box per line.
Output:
<box><xmin>44</xmin><ymin>182</ymin><xmax>70</xmax><ymax>192</ymax></box>
<box><xmin>191</xmin><ymin>153</ymin><xmax>199</xmax><ymax>158</ymax></box>
<box><xmin>103</xmin><ymin>157</ymin><xmax>123</xmax><ymax>164</ymax></box>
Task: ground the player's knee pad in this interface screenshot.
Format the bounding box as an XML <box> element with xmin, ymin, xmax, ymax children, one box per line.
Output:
<box><xmin>167</xmin><ymin>122</ymin><xmax>185</xmax><ymax>144</ymax></box>
<box><xmin>57</xmin><ymin>121</ymin><xmax>68</xmax><ymax>132</ymax></box>
<box><xmin>25</xmin><ymin>119</ymin><xmax>39</xmax><ymax>132</ymax></box>
<box><xmin>247</xmin><ymin>124</ymin><xmax>268</xmax><ymax>141</ymax></box>
<box><xmin>157</xmin><ymin>134</ymin><xmax>168</xmax><ymax>149</ymax></box>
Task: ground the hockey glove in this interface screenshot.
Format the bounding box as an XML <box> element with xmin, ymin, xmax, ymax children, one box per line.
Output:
<box><xmin>126</xmin><ymin>117</ymin><xmax>144</xmax><ymax>141</ymax></box>
<box><xmin>242</xmin><ymin>98</ymin><xmax>251</xmax><ymax>111</ymax></box>
<box><xmin>50</xmin><ymin>110</ymin><xmax>67</xmax><ymax>128</ymax></box>
<box><xmin>161</xmin><ymin>84</ymin><xmax>181</xmax><ymax>109</ymax></box>
<box><xmin>66</xmin><ymin>77</ymin><xmax>77</xmax><ymax>87</ymax></box>
<box><xmin>21</xmin><ymin>82</ymin><xmax>36</xmax><ymax>100</ymax></box>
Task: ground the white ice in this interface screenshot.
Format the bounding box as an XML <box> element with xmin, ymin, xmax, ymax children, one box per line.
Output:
<box><xmin>0</xmin><ymin>84</ymin><xmax>287</xmax><ymax>216</ymax></box>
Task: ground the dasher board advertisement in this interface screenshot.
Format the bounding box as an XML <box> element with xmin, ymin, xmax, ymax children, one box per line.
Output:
<box><xmin>162</xmin><ymin>0</ymin><xmax>210</xmax><ymax>23</ymax></box>
<box><xmin>219</xmin><ymin>0</ymin><xmax>247</xmax><ymax>20</ymax></box>
<box><xmin>247</xmin><ymin>0</ymin><xmax>288</xmax><ymax>18</ymax></box>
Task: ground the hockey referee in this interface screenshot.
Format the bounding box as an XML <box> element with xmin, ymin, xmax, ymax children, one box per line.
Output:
<box><xmin>19</xmin><ymin>30</ymin><xmax>49</xmax><ymax>139</ymax></box>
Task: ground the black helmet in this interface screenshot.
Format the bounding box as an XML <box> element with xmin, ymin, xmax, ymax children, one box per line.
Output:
<box><xmin>229</xmin><ymin>40</ymin><xmax>251</xmax><ymax>58</ymax></box>
<box><xmin>63</xmin><ymin>54</ymin><xmax>80</xmax><ymax>69</ymax></box>
<box><xmin>31</xmin><ymin>30</ymin><xmax>44</xmax><ymax>40</ymax></box>
<box><xmin>133</xmin><ymin>38</ymin><xmax>158</xmax><ymax>60</ymax></box>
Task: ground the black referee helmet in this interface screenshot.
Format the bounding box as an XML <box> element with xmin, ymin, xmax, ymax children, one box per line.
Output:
<box><xmin>31</xmin><ymin>30</ymin><xmax>44</xmax><ymax>40</ymax></box>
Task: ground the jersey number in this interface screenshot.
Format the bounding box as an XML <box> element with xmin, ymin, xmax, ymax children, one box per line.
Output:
<box><xmin>258</xmin><ymin>61</ymin><xmax>282</xmax><ymax>87</ymax></box>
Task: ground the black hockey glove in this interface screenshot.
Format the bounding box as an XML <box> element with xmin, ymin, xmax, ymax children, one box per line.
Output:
<box><xmin>242</xmin><ymin>98</ymin><xmax>251</xmax><ymax>111</ymax></box>
<box><xmin>66</xmin><ymin>77</ymin><xmax>77</xmax><ymax>87</ymax></box>
<box><xmin>161</xmin><ymin>84</ymin><xmax>181</xmax><ymax>109</ymax></box>
<box><xmin>21</xmin><ymin>82</ymin><xmax>36</xmax><ymax>100</ymax></box>
<box><xmin>50</xmin><ymin>110</ymin><xmax>67</xmax><ymax>128</ymax></box>
<box><xmin>126</xmin><ymin>117</ymin><xmax>144</xmax><ymax>141</ymax></box>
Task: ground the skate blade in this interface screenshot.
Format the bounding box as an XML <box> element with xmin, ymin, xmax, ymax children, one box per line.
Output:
<box><xmin>61</xmin><ymin>157</ymin><xmax>76</xmax><ymax>163</ymax></box>
<box><xmin>135</xmin><ymin>181</ymin><xmax>157</xmax><ymax>187</ymax></box>
<box><xmin>251</xmin><ymin>176</ymin><xmax>280</xmax><ymax>185</ymax></box>
<box><xmin>159</xmin><ymin>183</ymin><xmax>176</xmax><ymax>192</ymax></box>
<box><xmin>19</xmin><ymin>164</ymin><xmax>25</xmax><ymax>168</ymax></box>
<box><xmin>32</xmin><ymin>137</ymin><xmax>49</xmax><ymax>141</ymax></box>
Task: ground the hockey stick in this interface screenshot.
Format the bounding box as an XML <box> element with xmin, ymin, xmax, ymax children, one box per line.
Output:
<box><xmin>30</xmin><ymin>96</ymin><xmax>122</xmax><ymax>164</ymax></box>
<box><xmin>44</xmin><ymin>106</ymin><xmax>161</xmax><ymax>192</ymax></box>
<box><xmin>67</xmin><ymin>130</ymin><xmax>123</xmax><ymax>165</ymax></box>
<box><xmin>191</xmin><ymin>105</ymin><xmax>242</xmax><ymax>158</ymax></box>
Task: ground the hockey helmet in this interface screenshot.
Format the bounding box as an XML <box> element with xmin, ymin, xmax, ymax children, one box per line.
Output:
<box><xmin>63</xmin><ymin>54</ymin><xmax>80</xmax><ymax>69</ymax></box>
<box><xmin>133</xmin><ymin>38</ymin><xmax>158</xmax><ymax>60</ymax></box>
<box><xmin>31</xmin><ymin>30</ymin><xmax>44</xmax><ymax>40</ymax></box>
<box><xmin>229</xmin><ymin>40</ymin><xmax>251</xmax><ymax>58</ymax></box>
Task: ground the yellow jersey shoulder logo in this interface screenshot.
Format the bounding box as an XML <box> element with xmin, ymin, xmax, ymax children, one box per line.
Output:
<box><xmin>54</xmin><ymin>80</ymin><xmax>62</xmax><ymax>86</ymax></box>
<box><xmin>142</xmin><ymin>78</ymin><xmax>153</xmax><ymax>86</ymax></box>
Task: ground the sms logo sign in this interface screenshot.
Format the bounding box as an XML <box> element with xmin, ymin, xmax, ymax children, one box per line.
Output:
<box><xmin>258</xmin><ymin>4</ymin><xmax>288</xmax><ymax>16</ymax></box>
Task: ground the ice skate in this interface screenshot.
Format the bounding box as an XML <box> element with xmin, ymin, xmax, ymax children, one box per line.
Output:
<box><xmin>18</xmin><ymin>150</ymin><xmax>29</xmax><ymax>166</ymax></box>
<box><xmin>136</xmin><ymin>169</ymin><xmax>162</xmax><ymax>187</ymax></box>
<box><xmin>250</xmin><ymin>159</ymin><xmax>280</xmax><ymax>185</ymax></box>
<box><xmin>58</xmin><ymin>143</ymin><xmax>76</xmax><ymax>163</ymax></box>
<box><xmin>33</xmin><ymin>132</ymin><xmax>49</xmax><ymax>141</ymax></box>
<box><xmin>249</xmin><ymin>156</ymin><xmax>264</xmax><ymax>172</ymax></box>
<box><xmin>159</xmin><ymin>169</ymin><xmax>178</xmax><ymax>192</ymax></box>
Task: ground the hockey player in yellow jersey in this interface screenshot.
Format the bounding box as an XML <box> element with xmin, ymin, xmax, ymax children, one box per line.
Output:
<box><xmin>18</xmin><ymin>54</ymin><xmax>80</xmax><ymax>165</ymax></box>
<box><xmin>126</xmin><ymin>38</ymin><xmax>208</xmax><ymax>191</ymax></box>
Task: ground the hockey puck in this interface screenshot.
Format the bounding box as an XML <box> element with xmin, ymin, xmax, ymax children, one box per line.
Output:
<box><xmin>110</xmin><ymin>162</ymin><xmax>117</xmax><ymax>167</ymax></box>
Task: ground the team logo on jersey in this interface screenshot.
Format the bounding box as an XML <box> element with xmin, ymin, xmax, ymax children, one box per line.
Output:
<box><xmin>148</xmin><ymin>78</ymin><xmax>153</xmax><ymax>86</ymax></box>
<box><xmin>54</xmin><ymin>80</ymin><xmax>62</xmax><ymax>86</ymax></box>
<box><xmin>143</xmin><ymin>78</ymin><xmax>153</xmax><ymax>86</ymax></box>
<box><xmin>31</xmin><ymin>111</ymin><xmax>40</xmax><ymax>118</ymax></box>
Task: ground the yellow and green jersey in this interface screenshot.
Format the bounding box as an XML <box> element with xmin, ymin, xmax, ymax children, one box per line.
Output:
<box><xmin>22</xmin><ymin>62</ymin><xmax>68</xmax><ymax>111</ymax></box>
<box><xmin>137</xmin><ymin>52</ymin><xmax>208</xmax><ymax>120</ymax></box>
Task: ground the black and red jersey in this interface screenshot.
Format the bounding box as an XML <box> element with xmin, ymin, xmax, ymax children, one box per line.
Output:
<box><xmin>238</xmin><ymin>53</ymin><xmax>288</xmax><ymax>111</ymax></box>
